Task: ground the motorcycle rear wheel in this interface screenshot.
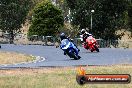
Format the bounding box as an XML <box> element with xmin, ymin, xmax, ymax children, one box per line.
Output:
<box><xmin>94</xmin><ymin>45</ymin><xmax>99</xmax><ymax>52</ymax></box>
<box><xmin>71</xmin><ymin>51</ymin><xmax>80</xmax><ymax>60</ymax></box>
<box><xmin>73</xmin><ymin>53</ymin><xmax>80</xmax><ymax>60</ymax></box>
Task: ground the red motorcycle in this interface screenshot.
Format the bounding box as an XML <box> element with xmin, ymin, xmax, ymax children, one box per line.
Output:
<box><xmin>83</xmin><ymin>36</ymin><xmax>99</xmax><ymax>52</ymax></box>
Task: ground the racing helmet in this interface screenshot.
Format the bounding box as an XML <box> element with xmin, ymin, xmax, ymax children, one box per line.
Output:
<box><xmin>60</xmin><ymin>33</ymin><xmax>66</xmax><ymax>40</ymax></box>
<box><xmin>81</xmin><ymin>29</ymin><xmax>86</xmax><ymax>34</ymax></box>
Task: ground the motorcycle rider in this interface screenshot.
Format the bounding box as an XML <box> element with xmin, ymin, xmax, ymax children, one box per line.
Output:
<box><xmin>60</xmin><ymin>33</ymin><xmax>80</xmax><ymax>55</ymax></box>
<box><xmin>80</xmin><ymin>29</ymin><xmax>92</xmax><ymax>49</ymax></box>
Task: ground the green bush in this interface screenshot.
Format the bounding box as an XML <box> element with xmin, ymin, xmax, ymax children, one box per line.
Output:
<box><xmin>28</xmin><ymin>1</ymin><xmax>64</xmax><ymax>37</ymax></box>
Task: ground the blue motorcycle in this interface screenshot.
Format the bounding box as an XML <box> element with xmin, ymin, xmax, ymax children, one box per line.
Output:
<box><xmin>60</xmin><ymin>39</ymin><xmax>81</xmax><ymax>60</ymax></box>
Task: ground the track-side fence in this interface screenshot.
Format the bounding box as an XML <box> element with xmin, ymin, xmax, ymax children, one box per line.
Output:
<box><xmin>1</xmin><ymin>35</ymin><xmax>132</xmax><ymax>48</ymax></box>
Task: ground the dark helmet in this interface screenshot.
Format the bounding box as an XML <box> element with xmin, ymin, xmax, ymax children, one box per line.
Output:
<box><xmin>60</xmin><ymin>33</ymin><xmax>67</xmax><ymax>40</ymax></box>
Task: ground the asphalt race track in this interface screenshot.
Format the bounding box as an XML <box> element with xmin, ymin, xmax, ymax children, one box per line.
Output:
<box><xmin>0</xmin><ymin>44</ymin><xmax>132</xmax><ymax>68</ymax></box>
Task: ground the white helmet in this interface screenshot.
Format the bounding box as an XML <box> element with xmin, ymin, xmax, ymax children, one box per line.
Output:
<box><xmin>81</xmin><ymin>29</ymin><xmax>86</xmax><ymax>34</ymax></box>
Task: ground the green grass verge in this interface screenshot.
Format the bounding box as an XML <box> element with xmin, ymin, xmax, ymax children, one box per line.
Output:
<box><xmin>0</xmin><ymin>65</ymin><xmax>132</xmax><ymax>88</ymax></box>
<box><xmin>0</xmin><ymin>51</ymin><xmax>36</xmax><ymax>64</ymax></box>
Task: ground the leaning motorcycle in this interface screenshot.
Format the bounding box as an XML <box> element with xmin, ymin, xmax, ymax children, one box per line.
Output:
<box><xmin>60</xmin><ymin>39</ymin><xmax>81</xmax><ymax>60</ymax></box>
<box><xmin>83</xmin><ymin>36</ymin><xmax>99</xmax><ymax>52</ymax></box>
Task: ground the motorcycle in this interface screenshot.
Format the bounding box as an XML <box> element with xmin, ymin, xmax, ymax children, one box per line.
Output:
<box><xmin>60</xmin><ymin>39</ymin><xmax>81</xmax><ymax>60</ymax></box>
<box><xmin>83</xmin><ymin>36</ymin><xmax>99</xmax><ymax>52</ymax></box>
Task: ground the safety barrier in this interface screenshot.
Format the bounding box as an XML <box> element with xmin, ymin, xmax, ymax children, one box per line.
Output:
<box><xmin>74</xmin><ymin>38</ymin><xmax>132</xmax><ymax>48</ymax></box>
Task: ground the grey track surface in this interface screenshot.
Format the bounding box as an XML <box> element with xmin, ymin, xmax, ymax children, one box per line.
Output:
<box><xmin>0</xmin><ymin>44</ymin><xmax>132</xmax><ymax>68</ymax></box>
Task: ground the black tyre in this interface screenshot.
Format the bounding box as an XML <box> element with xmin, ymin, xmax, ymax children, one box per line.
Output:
<box><xmin>73</xmin><ymin>53</ymin><xmax>80</xmax><ymax>60</ymax></box>
<box><xmin>94</xmin><ymin>45</ymin><xmax>99</xmax><ymax>52</ymax></box>
<box><xmin>91</xmin><ymin>50</ymin><xmax>93</xmax><ymax>52</ymax></box>
<box><xmin>67</xmin><ymin>48</ymin><xmax>80</xmax><ymax>60</ymax></box>
<box><xmin>71</xmin><ymin>49</ymin><xmax>80</xmax><ymax>60</ymax></box>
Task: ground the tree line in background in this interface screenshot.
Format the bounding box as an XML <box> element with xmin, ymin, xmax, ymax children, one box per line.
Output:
<box><xmin>0</xmin><ymin>0</ymin><xmax>33</xmax><ymax>43</ymax></box>
<box><xmin>66</xmin><ymin>0</ymin><xmax>132</xmax><ymax>40</ymax></box>
<box><xmin>0</xmin><ymin>0</ymin><xmax>132</xmax><ymax>43</ymax></box>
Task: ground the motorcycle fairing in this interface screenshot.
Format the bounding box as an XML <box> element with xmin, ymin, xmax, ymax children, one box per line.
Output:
<box><xmin>60</xmin><ymin>39</ymin><xmax>79</xmax><ymax>55</ymax></box>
